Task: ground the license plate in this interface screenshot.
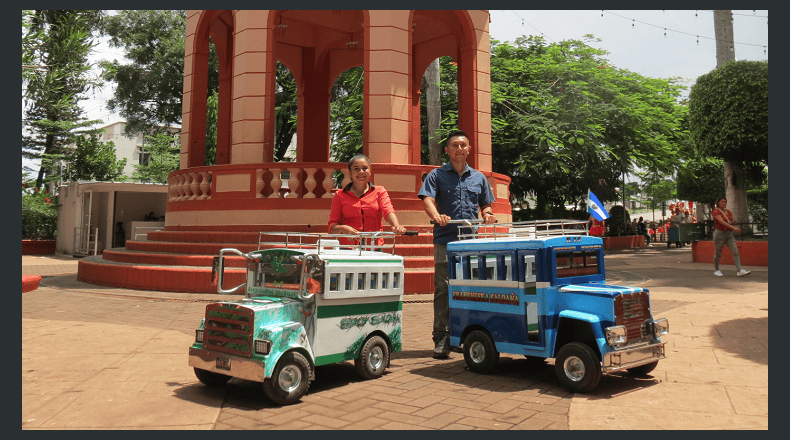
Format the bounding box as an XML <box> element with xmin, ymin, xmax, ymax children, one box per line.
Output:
<box><xmin>216</xmin><ymin>357</ymin><xmax>231</xmax><ymax>370</ymax></box>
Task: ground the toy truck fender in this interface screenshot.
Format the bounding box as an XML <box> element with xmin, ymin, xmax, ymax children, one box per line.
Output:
<box><xmin>553</xmin><ymin>310</ymin><xmax>607</xmax><ymax>359</ymax></box>
<box><xmin>256</xmin><ymin>322</ymin><xmax>315</xmax><ymax>379</ymax></box>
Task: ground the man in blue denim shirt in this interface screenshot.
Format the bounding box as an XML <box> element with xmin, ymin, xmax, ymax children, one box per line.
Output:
<box><xmin>418</xmin><ymin>129</ymin><xmax>496</xmax><ymax>359</ymax></box>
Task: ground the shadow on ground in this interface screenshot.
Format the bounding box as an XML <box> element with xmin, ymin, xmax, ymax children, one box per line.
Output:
<box><xmin>709</xmin><ymin>317</ymin><xmax>768</xmax><ymax>366</ymax></box>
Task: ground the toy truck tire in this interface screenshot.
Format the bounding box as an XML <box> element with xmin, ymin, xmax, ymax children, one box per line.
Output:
<box><xmin>193</xmin><ymin>368</ymin><xmax>232</xmax><ymax>386</ymax></box>
<box><xmin>554</xmin><ymin>342</ymin><xmax>602</xmax><ymax>393</ymax></box>
<box><xmin>463</xmin><ymin>330</ymin><xmax>499</xmax><ymax>374</ymax></box>
<box><xmin>355</xmin><ymin>335</ymin><xmax>390</xmax><ymax>379</ymax></box>
<box><xmin>626</xmin><ymin>360</ymin><xmax>659</xmax><ymax>376</ymax></box>
<box><xmin>263</xmin><ymin>351</ymin><xmax>311</xmax><ymax>405</ymax></box>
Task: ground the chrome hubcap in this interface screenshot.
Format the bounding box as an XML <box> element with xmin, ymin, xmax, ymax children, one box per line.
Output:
<box><xmin>469</xmin><ymin>341</ymin><xmax>486</xmax><ymax>364</ymax></box>
<box><xmin>563</xmin><ymin>356</ymin><xmax>585</xmax><ymax>381</ymax></box>
<box><xmin>277</xmin><ymin>365</ymin><xmax>302</xmax><ymax>392</ymax></box>
<box><xmin>368</xmin><ymin>346</ymin><xmax>383</xmax><ymax>370</ymax></box>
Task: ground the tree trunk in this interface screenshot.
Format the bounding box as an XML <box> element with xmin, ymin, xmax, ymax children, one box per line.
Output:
<box><xmin>426</xmin><ymin>58</ymin><xmax>442</xmax><ymax>165</ymax></box>
<box><xmin>714</xmin><ymin>11</ymin><xmax>750</xmax><ymax>233</ymax></box>
<box><xmin>724</xmin><ymin>160</ymin><xmax>751</xmax><ymax>232</ymax></box>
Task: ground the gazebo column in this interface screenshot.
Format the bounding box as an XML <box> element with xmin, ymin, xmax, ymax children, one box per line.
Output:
<box><xmin>230</xmin><ymin>10</ymin><xmax>272</xmax><ymax>164</ymax></box>
<box><xmin>364</xmin><ymin>11</ymin><xmax>411</xmax><ymax>164</ymax></box>
<box><xmin>297</xmin><ymin>47</ymin><xmax>331</xmax><ymax>163</ymax></box>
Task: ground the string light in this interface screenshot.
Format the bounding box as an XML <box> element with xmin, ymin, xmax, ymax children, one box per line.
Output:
<box><xmin>601</xmin><ymin>11</ymin><xmax>767</xmax><ymax>52</ymax></box>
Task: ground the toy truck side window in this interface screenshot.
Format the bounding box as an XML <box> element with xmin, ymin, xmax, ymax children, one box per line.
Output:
<box><xmin>556</xmin><ymin>250</ymin><xmax>598</xmax><ymax>278</ymax></box>
<box><xmin>382</xmin><ymin>272</ymin><xmax>389</xmax><ymax>289</ymax></box>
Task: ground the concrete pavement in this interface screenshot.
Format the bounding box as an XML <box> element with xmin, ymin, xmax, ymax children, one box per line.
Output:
<box><xmin>22</xmin><ymin>244</ymin><xmax>768</xmax><ymax>429</ymax></box>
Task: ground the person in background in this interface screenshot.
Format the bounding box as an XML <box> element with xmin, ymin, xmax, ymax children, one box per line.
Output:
<box><xmin>670</xmin><ymin>208</ymin><xmax>685</xmax><ymax>248</ymax></box>
<box><xmin>711</xmin><ymin>197</ymin><xmax>750</xmax><ymax>277</ymax></box>
<box><xmin>418</xmin><ymin>129</ymin><xmax>496</xmax><ymax>359</ymax></box>
<box><xmin>328</xmin><ymin>154</ymin><xmax>407</xmax><ymax>245</ymax></box>
<box><xmin>588</xmin><ymin>215</ymin><xmax>605</xmax><ymax>237</ymax></box>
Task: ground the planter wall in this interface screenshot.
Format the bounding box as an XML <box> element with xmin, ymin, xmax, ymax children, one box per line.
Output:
<box><xmin>22</xmin><ymin>240</ymin><xmax>56</xmax><ymax>255</ymax></box>
<box><xmin>692</xmin><ymin>240</ymin><xmax>768</xmax><ymax>267</ymax></box>
<box><xmin>602</xmin><ymin>235</ymin><xmax>644</xmax><ymax>250</ymax></box>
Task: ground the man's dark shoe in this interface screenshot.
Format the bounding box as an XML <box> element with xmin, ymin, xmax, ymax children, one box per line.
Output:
<box><xmin>433</xmin><ymin>338</ymin><xmax>450</xmax><ymax>359</ymax></box>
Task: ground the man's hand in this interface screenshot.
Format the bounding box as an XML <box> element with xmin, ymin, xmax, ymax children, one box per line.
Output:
<box><xmin>433</xmin><ymin>214</ymin><xmax>451</xmax><ymax>227</ymax></box>
<box><xmin>483</xmin><ymin>213</ymin><xmax>496</xmax><ymax>224</ymax></box>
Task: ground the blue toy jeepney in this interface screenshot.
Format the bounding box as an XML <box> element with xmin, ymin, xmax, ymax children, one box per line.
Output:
<box><xmin>446</xmin><ymin>220</ymin><xmax>668</xmax><ymax>393</ymax></box>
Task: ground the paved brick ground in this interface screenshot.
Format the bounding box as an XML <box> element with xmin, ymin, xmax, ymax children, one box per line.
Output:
<box><xmin>22</xmin><ymin>245</ymin><xmax>768</xmax><ymax>430</ymax></box>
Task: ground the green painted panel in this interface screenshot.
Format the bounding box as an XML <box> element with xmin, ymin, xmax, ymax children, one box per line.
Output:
<box><xmin>317</xmin><ymin>301</ymin><xmax>402</xmax><ymax>318</ymax></box>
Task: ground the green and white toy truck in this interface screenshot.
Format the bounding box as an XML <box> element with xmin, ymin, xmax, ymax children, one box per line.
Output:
<box><xmin>189</xmin><ymin>232</ymin><xmax>406</xmax><ymax>405</ymax></box>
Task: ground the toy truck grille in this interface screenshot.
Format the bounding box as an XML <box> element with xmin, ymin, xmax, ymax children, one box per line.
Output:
<box><xmin>613</xmin><ymin>290</ymin><xmax>652</xmax><ymax>345</ymax></box>
<box><xmin>203</xmin><ymin>303</ymin><xmax>254</xmax><ymax>358</ymax></box>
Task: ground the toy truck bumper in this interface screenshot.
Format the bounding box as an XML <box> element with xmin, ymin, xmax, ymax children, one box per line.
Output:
<box><xmin>189</xmin><ymin>347</ymin><xmax>266</xmax><ymax>382</ymax></box>
<box><xmin>602</xmin><ymin>342</ymin><xmax>666</xmax><ymax>373</ymax></box>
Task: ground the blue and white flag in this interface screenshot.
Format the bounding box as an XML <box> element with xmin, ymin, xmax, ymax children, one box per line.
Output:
<box><xmin>587</xmin><ymin>190</ymin><xmax>610</xmax><ymax>221</ymax></box>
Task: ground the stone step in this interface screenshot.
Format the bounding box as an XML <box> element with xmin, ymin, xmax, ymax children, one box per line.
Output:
<box><xmin>146</xmin><ymin>229</ymin><xmax>435</xmax><ymax>245</ymax></box>
<box><xmin>125</xmin><ymin>240</ymin><xmax>435</xmax><ymax>257</ymax></box>
<box><xmin>102</xmin><ymin>248</ymin><xmax>436</xmax><ymax>269</ymax></box>
<box><xmin>78</xmin><ymin>256</ymin><xmax>434</xmax><ymax>295</ymax></box>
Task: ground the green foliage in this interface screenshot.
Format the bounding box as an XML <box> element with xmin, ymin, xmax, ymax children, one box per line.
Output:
<box><xmin>132</xmin><ymin>133</ymin><xmax>181</xmax><ymax>183</ymax></box>
<box><xmin>747</xmin><ymin>187</ymin><xmax>768</xmax><ymax>231</ymax></box>
<box><xmin>22</xmin><ymin>178</ymin><xmax>58</xmax><ymax>240</ymax></box>
<box><xmin>274</xmin><ymin>63</ymin><xmax>298</xmax><ymax>161</ymax></box>
<box><xmin>330</xmin><ymin>66</ymin><xmax>365</xmax><ymax>163</ymax></box>
<box><xmin>22</xmin><ymin>10</ymin><xmax>104</xmax><ymax>189</ymax></box>
<box><xmin>676</xmin><ymin>158</ymin><xmax>725</xmax><ymax>206</ymax></box>
<box><xmin>485</xmin><ymin>36</ymin><xmax>688</xmax><ymax>217</ymax></box>
<box><xmin>688</xmin><ymin>60</ymin><xmax>768</xmax><ymax>167</ymax></box>
<box><xmin>60</xmin><ymin>131</ymin><xmax>127</xmax><ymax>182</ymax></box>
<box><xmin>205</xmin><ymin>89</ymin><xmax>217</xmax><ymax>165</ymax></box>
<box><xmin>99</xmin><ymin>10</ymin><xmax>213</xmax><ymax>137</ymax></box>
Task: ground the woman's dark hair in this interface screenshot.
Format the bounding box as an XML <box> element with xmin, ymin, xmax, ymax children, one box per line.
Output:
<box><xmin>715</xmin><ymin>197</ymin><xmax>727</xmax><ymax>206</ymax></box>
<box><xmin>348</xmin><ymin>154</ymin><xmax>371</xmax><ymax>170</ymax></box>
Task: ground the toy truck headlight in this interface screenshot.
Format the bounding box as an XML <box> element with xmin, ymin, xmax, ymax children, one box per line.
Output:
<box><xmin>653</xmin><ymin>318</ymin><xmax>669</xmax><ymax>338</ymax></box>
<box><xmin>195</xmin><ymin>329</ymin><xmax>204</xmax><ymax>343</ymax></box>
<box><xmin>605</xmin><ymin>325</ymin><xmax>628</xmax><ymax>347</ymax></box>
<box><xmin>255</xmin><ymin>340</ymin><xmax>272</xmax><ymax>355</ymax></box>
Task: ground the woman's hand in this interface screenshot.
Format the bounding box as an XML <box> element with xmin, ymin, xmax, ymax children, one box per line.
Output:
<box><xmin>331</xmin><ymin>225</ymin><xmax>359</xmax><ymax>235</ymax></box>
<box><xmin>391</xmin><ymin>224</ymin><xmax>407</xmax><ymax>235</ymax></box>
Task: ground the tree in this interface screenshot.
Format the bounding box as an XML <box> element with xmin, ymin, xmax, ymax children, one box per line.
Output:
<box><xmin>62</xmin><ymin>131</ymin><xmax>127</xmax><ymax>182</ymax></box>
<box><xmin>487</xmin><ymin>36</ymin><xmax>687</xmax><ymax>218</ymax></box>
<box><xmin>676</xmin><ymin>158</ymin><xmax>724</xmax><ymax>218</ymax></box>
<box><xmin>22</xmin><ymin>10</ymin><xmax>104</xmax><ymax>190</ymax></box>
<box><xmin>688</xmin><ymin>60</ymin><xmax>768</xmax><ymax>226</ymax></box>
<box><xmin>99</xmin><ymin>10</ymin><xmax>206</xmax><ymax>137</ymax></box>
<box><xmin>132</xmin><ymin>133</ymin><xmax>180</xmax><ymax>184</ymax></box>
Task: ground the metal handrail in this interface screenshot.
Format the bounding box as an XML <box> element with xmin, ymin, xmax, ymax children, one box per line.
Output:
<box><xmin>256</xmin><ymin>231</ymin><xmax>412</xmax><ymax>256</ymax></box>
<box><xmin>445</xmin><ymin>219</ymin><xmax>589</xmax><ymax>241</ymax></box>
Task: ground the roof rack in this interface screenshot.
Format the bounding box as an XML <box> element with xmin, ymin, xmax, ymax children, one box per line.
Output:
<box><xmin>452</xmin><ymin>219</ymin><xmax>589</xmax><ymax>241</ymax></box>
<box><xmin>256</xmin><ymin>231</ymin><xmax>402</xmax><ymax>255</ymax></box>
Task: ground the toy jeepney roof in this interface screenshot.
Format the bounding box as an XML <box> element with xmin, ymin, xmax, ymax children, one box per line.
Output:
<box><xmin>448</xmin><ymin>234</ymin><xmax>603</xmax><ymax>251</ymax></box>
<box><xmin>252</xmin><ymin>232</ymin><xmax>404</xmax><ymax>262</ymax></box>
<box><xmin>447</xmin><ymin>220</ymin><xmax>602</xmax><ymax>251</ymax></box>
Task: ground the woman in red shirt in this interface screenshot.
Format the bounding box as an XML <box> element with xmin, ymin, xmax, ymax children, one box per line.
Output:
<box><xmin>328</xmin><ymin>154</ymin><xmax>406</xmax><ymax>244</ymax></box>
<box><xmin>712</xmin><ymin>197</ymin><xmax>750</xmax><ymax>277</ymax></box>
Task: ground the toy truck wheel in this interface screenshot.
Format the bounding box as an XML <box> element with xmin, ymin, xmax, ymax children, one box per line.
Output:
<box><xmin>263</xmin><ymin>351</ymin><xmax>311</xmax><ymax>405</ymax></box>
<box><xmin>554</xmin><ymin>342</ymin><xmax>602</xmax><ymax>393</ymax></box>
<box><xmin>194</xmin><ymin>368</ymin><xmax>232</xmax><ymax>386</ymax></box>
<box><xmin>463</xmin><ymin>330</ymin><xmax>499</xmax><ymax>374</ymax></box>
<box><xmin>627</xmin><ymin>361</ymin><xmax>659</xmax><ymax>376</ymax></box>
<box><xmin>354</xmin><ymin>335</ymin><xmax>390</xmax><ymax>379</ymax></box>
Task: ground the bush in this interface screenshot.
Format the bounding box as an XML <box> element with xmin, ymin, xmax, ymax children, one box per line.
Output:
<box><xmin>747</xmin><ymin>187</ymin><xmax>768</xmax><ymax>233</ymax></box>
<box><xmin>22</xmin><ymin>188</ymin><xmax>58</xmax><ymax>240</ymax></box>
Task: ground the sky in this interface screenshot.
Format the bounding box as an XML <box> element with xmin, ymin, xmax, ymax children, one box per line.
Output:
<box><xmin>24</xmin><ymin>10</ymin><xmax>769</xmax><ymax>175</ymax></box>
<box><xmin>488</xmin><ymin>10</ymin><xmax>768</xmax><ymax>98</ymax></box>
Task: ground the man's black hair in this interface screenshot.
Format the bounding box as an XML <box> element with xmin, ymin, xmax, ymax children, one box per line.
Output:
<box><xmin>445</xmin><ymin>129</ymin><xmax>469</xmax><ymax>146</ymax></box>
